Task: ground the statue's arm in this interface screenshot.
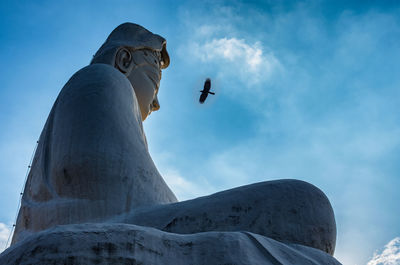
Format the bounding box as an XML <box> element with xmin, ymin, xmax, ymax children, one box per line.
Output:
<box><xmin>49</xmin><ymin>64</ymin><xmax>147</xmax><ymax>200</ymax></box>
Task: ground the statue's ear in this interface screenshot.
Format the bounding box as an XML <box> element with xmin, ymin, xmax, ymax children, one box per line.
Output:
<box><xmin>115</xmin><ymin>47</ymin><xmax>133</xmax><ymax>74</ymax></box>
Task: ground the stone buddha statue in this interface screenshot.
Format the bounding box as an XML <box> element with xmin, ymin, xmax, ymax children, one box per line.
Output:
<box><xmin>10</xmin><ymin>23</ymin><xmax>337</xmax><ymax>261</ymax></box>
<box><xmin>12</xmin><ymin>23</ymin><xmax>177</xmax><ymax>244</ymax></box>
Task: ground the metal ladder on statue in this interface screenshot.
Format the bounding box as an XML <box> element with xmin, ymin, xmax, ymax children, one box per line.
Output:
<box><xmin>4</xmin><ymin>140</ymin><xmax>39</xmax><ymax>250</ymax></box>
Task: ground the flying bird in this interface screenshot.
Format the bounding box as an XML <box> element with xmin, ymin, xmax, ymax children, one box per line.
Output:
<box><xmin>199</xmin><ymin>78</ymin><xmax>215</xmax><ymax>104</ymax></box>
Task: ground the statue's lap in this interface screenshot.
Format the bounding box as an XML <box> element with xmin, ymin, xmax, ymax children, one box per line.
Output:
<box><xmin>117</xmin><ymin>179</ymin><xmax>336</xmax><ymax>255</ymax></box>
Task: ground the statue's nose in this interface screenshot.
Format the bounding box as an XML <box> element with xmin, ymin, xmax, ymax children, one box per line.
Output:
<box><xmin>152</xmin><ymin>97</ymin><xmax>160</xmax><ymax>111</ymax></box>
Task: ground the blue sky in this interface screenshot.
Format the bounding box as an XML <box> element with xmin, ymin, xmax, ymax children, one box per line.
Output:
<box><xmin>1</xmin><ymin>1</ymin><xmax>400</xmax><ymax>264</ymax></box>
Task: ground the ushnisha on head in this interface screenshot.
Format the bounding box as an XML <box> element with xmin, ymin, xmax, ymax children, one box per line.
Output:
<box><xmin>91</xmin><ymin>23</ymin><xmax>170</xmax><ymax>121</ymax></box>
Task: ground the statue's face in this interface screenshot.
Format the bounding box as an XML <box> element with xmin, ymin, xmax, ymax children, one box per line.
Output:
<box><xmin>127</xmin><ymin>50</ymin><xmax>162</xmax><ymax>121</ymax></box>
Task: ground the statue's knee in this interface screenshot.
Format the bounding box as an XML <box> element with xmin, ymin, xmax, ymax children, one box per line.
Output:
<box><xmin>243</xmin><ymin>179</ymin><xmax>336</xmax><ymax>255</ymax></box>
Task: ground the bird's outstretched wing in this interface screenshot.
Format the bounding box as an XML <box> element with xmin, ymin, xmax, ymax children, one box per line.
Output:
<box><xmin>199</xmin><ymin>91</ymin><xmax>208</xmax><ymax>103</ymax></box>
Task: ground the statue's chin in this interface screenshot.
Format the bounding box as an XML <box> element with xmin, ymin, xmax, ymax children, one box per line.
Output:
<box><xmin>137</xmin><ymin>101</ymin><xmax>150</xmax><ymax>121</ymax></box>
<box><xmin>141</xmin><ymin>102</ymin><xmax>158</xmax><ymax>121</ymax></box>
<box><xmin>141</xmin><ymin>112</ymin><xmax>147</xmax><ymax>121</ymax></box>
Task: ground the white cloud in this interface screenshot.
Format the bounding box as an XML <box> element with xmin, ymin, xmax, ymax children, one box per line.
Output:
<box><xmin>162</xmin><ymin>167</ymin><xmax>215</xmax><ymax>201</ymax></box>
<box><xmin>198</xmin><ymin>38</ymin><xmax>262</xmax><ymax>69</ymax></box>
<box><xmin>148</xmin><ymin>151</ymin><xmax>217</xmax><ymax>201</ymax></box>
<box><xmin>0</xmin><ymin>223</ymin><xmax>11</xmax><ymax>253</ymax></box>
<box><xmin>191</xmin><ymin>37</ymin><xmax>281</xmax><ymax>85</ymax></box>
<box><xmin>367</xmin><ymin>237</ymin><xmax>400</xmax><ymax>265</ymax></box>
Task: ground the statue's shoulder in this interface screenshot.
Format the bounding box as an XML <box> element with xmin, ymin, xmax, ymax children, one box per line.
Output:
<box><xmin>65</xmin><ymin>63</ymin><xmax>131</xmax><ymax>92</ymax></box>
<box><xmin>56</xmin><ymin>63</ymin><xmax>139</xmax><ymax>115</ymax></box>
<box><xmin>73</xmin><ymin>63</ymin><xmax>124</xmax><ymax>79</ymax></box>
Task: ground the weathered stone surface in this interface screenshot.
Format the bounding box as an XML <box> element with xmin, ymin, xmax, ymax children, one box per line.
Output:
<box><xmin>116</xmin><ymin>179</ymin><xmax>336</xmax><ymax>255</ymax></box>
<box><xmin>0</xmin><ymin>223</ymin><xmax>342</xmax><ymax>265</ymax></box>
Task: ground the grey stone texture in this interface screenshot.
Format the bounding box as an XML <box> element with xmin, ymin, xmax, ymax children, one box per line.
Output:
<box><xmin>0</xmin><ymin>223</ymin><xmax>342</xmax><ymax>265</ymax></box>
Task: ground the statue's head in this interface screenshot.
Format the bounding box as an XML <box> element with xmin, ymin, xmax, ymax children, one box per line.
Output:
<box><xmin>91</xmin><ymin>23</ymin><xmax>170</xmax><ymax>121</ymax></box>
